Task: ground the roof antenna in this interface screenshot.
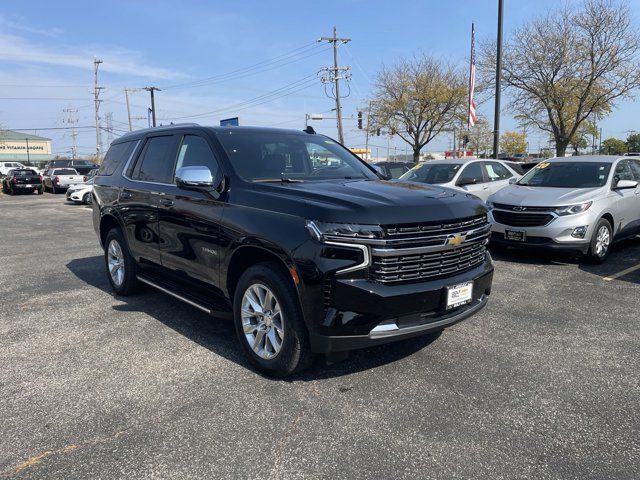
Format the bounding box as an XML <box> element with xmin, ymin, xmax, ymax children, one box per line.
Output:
<box><xmin>303</xmin><ymin>126</ymin><xmax>315</xmax><ymax>134</ymax></box>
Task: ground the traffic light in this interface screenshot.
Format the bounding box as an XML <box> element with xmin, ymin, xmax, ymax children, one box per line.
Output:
<box><xmin>357</xmin><ymin>111</ymin><xmax>363</xmax><ymax>129</ymax></box>
<box><xmin>463</xmin><ymin>135</ymin><xmax>469</xmax><ymax>146</ymax></box>
<box><xmin>376</xmin><ymin>128</ymin><xmax>381</xmax><ymax>136</ymax></box>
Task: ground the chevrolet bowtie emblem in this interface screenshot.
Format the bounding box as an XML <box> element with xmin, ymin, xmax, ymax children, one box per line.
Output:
<box><xmin>446</xmin><ymin>234</ymin><xmax>466</xmax><ymax>247</ymax></box>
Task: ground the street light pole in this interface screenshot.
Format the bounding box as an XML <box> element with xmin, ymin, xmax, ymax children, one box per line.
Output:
<box><xmin>493</xmin><ymin>0</ymin><xmax>504</xmax><ymax>159</ymax></box>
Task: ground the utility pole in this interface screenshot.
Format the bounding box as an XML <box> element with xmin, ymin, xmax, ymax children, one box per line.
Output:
<box><xmin>319</xmin><ymin>27</ymin><xmax>351</xmax><ymax>145</ymax></box>
<box><xmin>63</xmin><ymin>107</ymin><xmax>79</xmax><ymax>159</ymax></box>
<box><xmin>364</xmin><ymin>101</ymin><xmax>372</xmax><ymax>161</ymax></box>
<box><xmin>105</xmin><ymin>112</ymin><xmax>114</xmax><ymax>146</ymax></box>
<box><xmin>144</xmin><ymin>87</ymin><xmax>161</xmax><ymax>127</ymax></box>
<box><xmin>125</xmin><ymin>88</ymin><xmax>133</xmax><ymax>131</ymax></box>
<box><xmin>25</xmin><ymin>137</ymin><xmax>30</xmax><ymax>164</ymax></box>
<box><xmin>93</xmin><ymin>58</ymin><xmax>104</xmax><ymax>160</ymax></box>
<box><xmin>492</xmin><ymin>0</ymin><xmax>504</xmax><ymax>159</ymax></box>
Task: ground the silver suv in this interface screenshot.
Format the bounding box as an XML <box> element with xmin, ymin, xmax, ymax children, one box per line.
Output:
<box><xmin>487</xmin><ymin>155</ymin><xmax>640</xmax><ymax>263</ymax></box>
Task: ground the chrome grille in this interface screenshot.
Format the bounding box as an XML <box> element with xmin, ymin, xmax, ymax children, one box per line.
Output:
<box><xmin>492</xmin><ymin>210</ymin><xmax>553</xmax><ymax>227</ymax></box>
<box><xmin>370</xmin><ymin>214</ymin><xmax>489</xmax><ymax>284</ymax></box>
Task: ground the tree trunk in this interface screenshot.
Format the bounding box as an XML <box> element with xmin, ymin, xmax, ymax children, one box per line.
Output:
<box><xmin>413</xmin><ymin>146</ymin><xmax>421</xmax><ymax>162</ymax></box>
<box><xmin>555</xmin><ymin>140</ymin><xmax>569</xmax><ymax>158</ymax></box>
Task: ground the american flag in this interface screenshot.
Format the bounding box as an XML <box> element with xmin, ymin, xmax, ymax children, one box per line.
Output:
<box><xmin>468</xmin><ymin>23</ymin><xmax>478</xmax><ymax>127</ymax></box>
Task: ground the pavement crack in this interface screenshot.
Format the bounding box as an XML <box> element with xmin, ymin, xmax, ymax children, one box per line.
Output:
<box><xmin>1</xmin><ymin>444</ymin><xmax>79</xmax><ymax>478</ymax></box>
<box><xmin>268</xmin><ymin>408</ymin><xmax>306</xmax><ymax>480</ymax></box>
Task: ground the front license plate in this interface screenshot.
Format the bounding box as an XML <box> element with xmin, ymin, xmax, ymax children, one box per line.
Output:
<box><xmin>505</xmin><ymin>229</ymin><xmax>526</xmax><ymax>242</ymax></box>
<box><xmin>446</xmin><ymin>282</ymin><xmax>473</xmax><ymax>309</ymax></box>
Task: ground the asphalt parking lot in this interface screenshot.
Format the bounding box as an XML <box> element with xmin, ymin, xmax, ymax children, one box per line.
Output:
<box><xmin>1</xmin><ymin>192</ymin><xmax>639</xmax><ymax>479</ymax></box>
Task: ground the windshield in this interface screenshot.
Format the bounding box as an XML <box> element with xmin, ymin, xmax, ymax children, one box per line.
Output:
<box><xmin>399</xmin><ymin>163</ymin><xmax>461</xmax><ymax>184</ymax></box>
<box><xmin>215</xmin><ymin>131</ymin><xmax>377</xmax><ymax>181</ymax></box>
<box><xmin>517</xmin><ymin>162</ymin><xmax>611</xmax><ymax>188</ymax></box>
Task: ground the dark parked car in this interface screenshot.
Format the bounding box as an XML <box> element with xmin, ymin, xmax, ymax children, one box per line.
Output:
<box><xmin>93</xmin><ymin>125</ymin><xmax>494</xmax><ymax>376</ymax></box>
<box><xmin>372</xmin><ymin>161</ymin><xmax>416</xmax><ymax>179</ymax></box>
<box><xmin>1</xmin><ymin>168</ymin><xmax>43</xmax><ymax>195</ymax></box>
<box><xmin>44</xmin><ymin>159</ymin><xmax>99</xmax><ymax>176</ymax></box>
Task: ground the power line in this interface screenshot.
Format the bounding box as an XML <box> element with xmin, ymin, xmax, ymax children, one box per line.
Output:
<box><xmin>319</xmin><ymin>27</ymin><xmax>351</xmax><ymax>144</ymax></box>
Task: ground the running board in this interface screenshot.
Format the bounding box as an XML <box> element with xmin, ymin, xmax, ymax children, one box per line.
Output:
<box><xmin>136</xmin><ymin>274</ymin><xmax>232</xmax><ymax>319</ymax></box>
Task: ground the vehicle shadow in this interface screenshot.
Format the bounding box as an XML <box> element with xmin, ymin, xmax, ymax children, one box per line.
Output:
<box><xmin>66</xmin><ymin>255</ymin><xmax>440</xmax><ymax>380</ymax></box>
<box><xmin>490</xmin><ymin>236</ymin><xmax>640</xmax><ymax>285</ymax></box>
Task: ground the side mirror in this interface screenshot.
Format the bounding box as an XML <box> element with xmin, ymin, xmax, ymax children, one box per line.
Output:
<box><xmin>176</xmin><ymin>166</ymin><xmax>214</xmax><ymax>190</ymax></box>
<box><xmin>614</xmin><ymin>178</ymin><xmax>638</xmax><ymax>190</ymax></box>
<box><xmin>457</xmin><ymin>177</ymin><xmax>477</xmax><ymax>187</ymax></box>
<box><xmin>508</xmin><ymin>177</ymin><xmax>518</xmax><ymax>185</ymax></box>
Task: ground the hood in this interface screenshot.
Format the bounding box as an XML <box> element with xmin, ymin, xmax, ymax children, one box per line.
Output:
<box><xmin>233</xmin><ymin>179</ymin><xmax>486</xmax><ymax>224</ymax></box>
<box><xmin>489</xmin><ymin>184</ymin><xmax>603</xmax><ymax>206</ymax></box>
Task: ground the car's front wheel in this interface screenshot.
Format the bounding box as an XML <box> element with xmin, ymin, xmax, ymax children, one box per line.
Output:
<box><xmin>233</xmin><ymin>262</ymin><xmax>314</xmax><ymax>377</ymax></box>
<box><xmin>104</xmin><ymin>228</ymin><xmax>139</xmax><ymax>295</ymax></box>
<box><xmin>83</xmin><ymin>192</ymin><xmax>93</xmax><ymax>204</ymax></box>
<box><xmin>587</xmin><ymin>218</ymin><xmax>612</xmax><ymax>264</ymax></box>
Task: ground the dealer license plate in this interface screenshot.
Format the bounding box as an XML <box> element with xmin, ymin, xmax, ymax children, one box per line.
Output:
<box><xmin>505</xmin><ymin>229</ymin><xmax>526</xmax><ymax>242</ymax></box>
<box><xmin>446</xmin><ymin>282</ymin><xmax>473</xmax><ymax>309</ymax></box>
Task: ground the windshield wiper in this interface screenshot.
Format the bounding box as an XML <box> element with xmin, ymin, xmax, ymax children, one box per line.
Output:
<box><xmin>254</xmin><ymin>177</ymin><xmax>304</xmax><ymax>183</ymax></box>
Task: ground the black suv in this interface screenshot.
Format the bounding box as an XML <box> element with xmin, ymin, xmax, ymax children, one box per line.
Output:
<box><xmin>45</xmin><ymin>159</ymin><xmax>99</xmax><ymax>176</ymax></box>
<box><xmin>93</xmin><ymin>125</ymin><xmax>493</xmax><ymax>376</ymax></box>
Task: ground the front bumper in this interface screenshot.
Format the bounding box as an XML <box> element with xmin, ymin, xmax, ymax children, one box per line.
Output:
<box><xmin>66</xmin><ymin>190</ymin><xmax>84</xmax><ymax>201</ymax></box>
<box><xmin>308</xmin><ymin>259</ymin><xmax>493</xmax><ymax>353</ymax></box>
<box><xmin>489</xmin><ymin>210</ymin><xmax>593</xmax><ymax>254</ymax></box>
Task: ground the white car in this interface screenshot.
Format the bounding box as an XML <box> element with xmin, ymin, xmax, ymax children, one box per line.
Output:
<box><xmin>399</xmin><ymin>158</ymin><xmax>522</xmax><ymax>202</ymax></box>
<box><xmin>0</xmin><ymin>161</ymin><xmax>29</xmax><ymax>177</ymax></box>
<box><xmin>65</xmin><ymin>178</ymin><xmax>94</xmax><ymax>204</ymax></box>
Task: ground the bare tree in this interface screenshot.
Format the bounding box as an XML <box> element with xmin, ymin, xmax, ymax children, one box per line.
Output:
<box><xmin>467</xmin><ymin>116</ymin><xmax>493</xmax><ymax>157</ymax></box>
<box><xmin>480</xmin><ymin>0</ymin><xmax>640</xmax><ymax>157</ymax></box>
<box><xmin>369</xmin><ymin>55</ymin><xmax>467</xmax><ymax>162</ymax></box>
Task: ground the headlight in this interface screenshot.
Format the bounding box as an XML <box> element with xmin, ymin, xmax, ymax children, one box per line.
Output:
<box><xmin>555</xmin><ymin>201</ymin><xmax>593</xmax><ymax>216</ymax></box>
<box><xmin>305</xmin><ymin>220</ymin><xmax>383</xmax><ymax>242</ymax></box>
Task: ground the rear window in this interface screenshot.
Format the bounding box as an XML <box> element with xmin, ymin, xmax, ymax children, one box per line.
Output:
<box><xmin>49</xmin><ymin>160</ymin><xmax>71</xmax><ymax>167</ymax></box>
<box><xmin>53</xmin><ymin>169</ymin><xmax>78</xmax><ymax>175</ymax></box>
<box><xmin>13</xmin><ymin>169</ymin><xmax>37</xmax><ymax>176</ymax></box>
<box><xmin>98</xmin><ymin>141</ymin><xmax>138</xmax><ymax>176</ymax></box>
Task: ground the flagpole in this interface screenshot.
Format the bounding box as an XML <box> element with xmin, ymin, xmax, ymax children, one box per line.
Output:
<box><xmin>468</xmin><ymin>22</ymin><xmax>474</xmax><ymax>130</ymax></box>
<box><xmin>493</xmin><ymin>0</ymin><xmax>504</xmax><ymax>159</ymax></box>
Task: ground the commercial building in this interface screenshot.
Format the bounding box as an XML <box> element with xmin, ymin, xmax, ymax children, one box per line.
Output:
<box><xmin>0</xmin><ymin>130</ymin><xmax>54</xmax><ymax>167</ymax></box>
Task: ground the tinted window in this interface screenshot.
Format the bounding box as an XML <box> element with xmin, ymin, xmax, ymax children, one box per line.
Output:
<box><xmin>399</xmin><ymin>163</ymin><xmax>461</xmax><ymax>184</ymax></box>
<box><xmin>99</xmin><ymin>141</ymin><xmax>137</xmax><ymax>176</ymax></box>
<box><xmin>614</xmin><ymin>160</ymin><xmax>635</xmax><ymax>182</ymax></box>
<box><xmin>629</xmin><ymin>160</ymin><xmax>640</xmax><ymax>180</ymax></box>
<box><xmin>387</xmin><ymin>164</ymin><xmax>408</xmax><ymax>179</ymax></box>
<box><xmin>459</xmin><ymin>163</ymin><xmax>485</xmax><ymax>184</ymax></box>
<box><xmin>53</xmin><ymin>169</ymin><xmax>78</xmax><ymax>175</ymax></box>
<box><xmin>175</xmin><ymin>135</ymin><xmax>219</xmax><ymax>179</ymax></box>
<box><xmin>518</xmin><ymin>162</ymin><xmax>611</xmax><ymax>188</ymax></box>
<box><xmin>50</xmin><ymin>160</ymin><xmax>71</xmax><ymax>167</ymax></box>
<box><xmin>13</xmin><ymin>169</ymin><xmax>37</xmax><ymax>176</ymax></box>
<box><xmin>131</xmin><ymin>136</ymin><xmax>177</xmax><ymax>183</ymax></box>
<box><xmin>484</xmin><ymin>162</ymin><xmax>512</xmax><ymax>181</ymax></box>
<box><xmin>216</xmin><ymin>132</ymin><xmax>376</xmax><ymax>181</ymax></box>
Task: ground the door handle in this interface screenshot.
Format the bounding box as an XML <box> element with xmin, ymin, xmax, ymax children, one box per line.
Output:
<box><xmin>120</xmin><ymin>191</ymin><xmax>134</xmax><ymax>199</ymax></box>
<box><xmin>482</xmin><ymin>185</ymin><xmax>489</xmax><ymax>189</ymax></box>
<box><xmin>160</xmin><ymin>199</ymin><xmax>174</xmax><ymax>207</ymax></box>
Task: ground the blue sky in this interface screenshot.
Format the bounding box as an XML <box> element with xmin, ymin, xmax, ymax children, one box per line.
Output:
<box><xmin>0</xmin><ymin>0</ymin><xmax>638</xmax><ymax>157</ymax></box>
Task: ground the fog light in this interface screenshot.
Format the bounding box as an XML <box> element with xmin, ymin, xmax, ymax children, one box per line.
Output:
<box><xmin>571</xmin><ymin>226</ymin><xmax>588</xmax><ymax>239</ymax></box>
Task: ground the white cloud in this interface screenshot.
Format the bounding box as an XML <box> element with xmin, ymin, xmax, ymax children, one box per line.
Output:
<box><xmin>0</xmin><ymin>32</ymin><xmax>186</xmax><ymax>80</ymax></box>
<box><xmin>0</xmin><ymin>15</ymin><xmax>64</xmax><ymax>37</ymax></box>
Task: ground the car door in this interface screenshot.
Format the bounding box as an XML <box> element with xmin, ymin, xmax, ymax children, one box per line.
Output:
<box><xmin>624</xmin><ymin>159</ymin><xmax>640</xmax><ymax>234</ymax></box>
<box><xmin>612</xmin><ymin>159</ymin><xmax>639</xmax><ymax>235</ymax></box>
<box><xmin>455</xmin><ymin>162</ymin><xmax>490</xmax><ymax>201</ymax></box>
<box><xmin>483</xmin><ymin>161</ymin><xmax>515</xmax><ymax>197</ymax></box>
<box><xmin>157</xmin><ymin>132</ymin><xmax>226</xmax><ymax>291</ymax></box>
<box><xmin>119</xmin><ymin>133</ymin><xmax>180</xmax><ymax>266</ymax></box>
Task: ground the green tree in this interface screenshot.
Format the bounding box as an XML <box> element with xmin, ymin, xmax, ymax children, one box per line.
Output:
<box><xmin>601</xmin><ymin>138</ymin><xmax>627</xmax><ymax>155</ymax></box>
<box><xmin>626</xmin><ymin>132</ymin><xmax>640</xmax><ymax>152</ymax></box>
<box><xmin>480</xmin><ymin>0</ymin><xmax>640</xmax><ymax>157</ymax></box>
<box><xmin>369</xmin><ymin>54</ymin><xmax>468</xmax><ymax>162</ymax></box>
<box><xmin>500</xmin><ymin>131</ymin><xmax>527</xmax><ymax>156</ymax></box>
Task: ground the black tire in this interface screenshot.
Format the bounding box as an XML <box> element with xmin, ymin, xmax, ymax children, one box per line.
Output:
<box><xmin>36</xmin><ymin>188</ymin><xmax>43</xmax><ymax>195</ymax></box>
<box><xmin>104</xmin><ymin>228</ymin><xmax>139</xmax><ymax>296</ymax></box>
<box><xmin>586</xmin><ymin>218</ymin><xmax>613</xmax><ymax>264</ymax></box>
<box><xmin>8</xmin><ymin>185</ymin><xmax>14</xmax><ymax>195</ymax></box>
<box><xmin>1</xmin><ymin>182</ymin><xmax>6</xmax><ymax>193</ymax></box>
<box><xmin>233</xmin><ymin>261</ymin><xmax>315</xmax><ymax>377</ymax></box>
<box><xmin>52</xmin><ymin>184</ymin><xmax>58</xmax><ymax>194</ymax></box>
<box><xmin>83</xmin><ymin>192</ymin><xmax>92</xmax><ymax>204</ymax></box>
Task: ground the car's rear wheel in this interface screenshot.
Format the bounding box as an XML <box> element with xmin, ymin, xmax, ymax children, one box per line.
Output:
<box><xmin>36</xmin><ymin>187</ymin><xmax>43</xmax><ymax>195</ymax></box>
<box><xmin>104</xmin><ymin>228</ymin><xmax>139</xmax><ymax>295</ymax></box>
<box><xmin>586</xmin><ymin>218</ymin><xmax>612</xmax><ymax>264</ymax></box>
<box><xmin>233</xmin><ymin>262</ymin><xmax>314</xmax><ymax>377</ymax></box>
<box><xmin>52</xmin><ymin>184</ymin><xmax>58</xmax><ymax>194</ymax></box>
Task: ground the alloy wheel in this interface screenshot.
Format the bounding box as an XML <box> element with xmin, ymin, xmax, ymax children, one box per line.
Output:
<box><xmin>241</xmin><ymin>283</ymin><xmax>284</xmax><ymax>360</ymax></box>
<box><xmin>107</xmin><ymin>239</ymin><xmax>125</xmax><ymax>287</ymax></box>
<box><xmin>595</xmin><ymin>225</ymin><xmax>611</xmax><ymax>257</ymax></box>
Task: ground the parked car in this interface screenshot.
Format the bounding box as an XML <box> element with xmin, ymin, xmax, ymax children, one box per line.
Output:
<box><xmin>399</xmin><ymin>158</ymin><xmax>521</xmax><ymax>202</ymax></box>
<box><xmin>1</xmin><ymin>168</ymin><xmax>43</xmax><ymax>195</ymax></box>
<box><xmin>66</xmin><ymin>178</ymin><xmax>94</xmax><ymax>204</ymax></box>
<box><xmin>487</xmin><ymin>155</ymin><xmax>640</xmax><ymax>263</ymax></box>
<box><xmin>44</xmin><ymin>159</ymin><xmax>99</xmax><ymax>176</ymax></box>
<box><xmin>372</xmin><ymin>161</ymin><xmax>416</xmax><ymax>179</ymax></box>
<box><xmin>93</xmin><ymin>125</ymin><xmax>494</xmax><ymax>376</ymax></box>
<box><xmin>42</xmin><ymin>168</ymin><xmax>86</xmax><ymax>193</ymax></box>
<box><xmin>0</xmin><ymin>161</ymin><xmax>29</xmax><ymax>177</ymax></box>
